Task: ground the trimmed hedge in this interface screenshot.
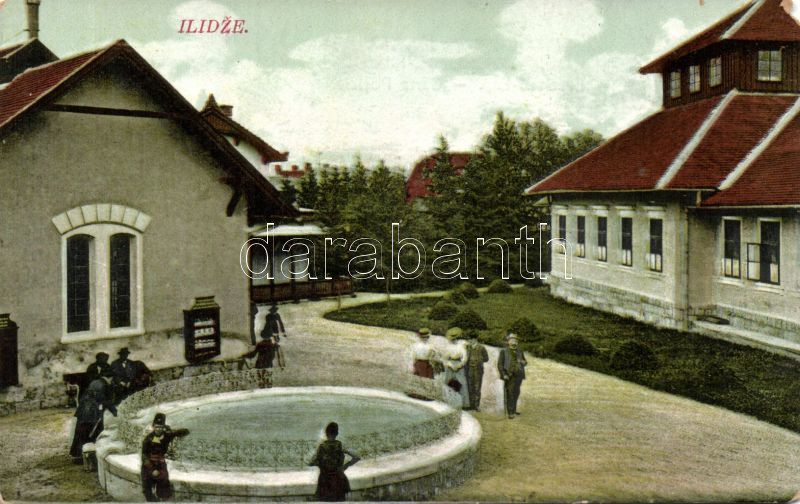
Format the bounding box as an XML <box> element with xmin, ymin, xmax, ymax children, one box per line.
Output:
<box><xmin>449</xmin><ymin>308</ymin><xmax>488</xmax><ymax>330</ymax></box>
<box><xmin>429</xmin><ymin>301</ymin><xmax>458</xmax><ymax>320</ymax></box>
<box><xmin>554</xmin><ymin>335</ymin><xmax>596</xmax><ymax>356</ymax></box>
<box><xmin>508</xmin><ymin>317</ymin><xmax>540</xmax><ymax>342</ymax></box>
<box><xmin>443</xmin><ymin>290</ymin><xmax>467</xmax><ymax>305</ymax></box>
<box><xmin>458</xmin><ymin>282</ymin><xmax>480</xmax><ymax>299</ymax></box>
<box><xmin>610</xmin><ymin>340</ymin><xmax>658</xmax><ymax>371</ymax></box>
<box><xmin>486</xmin><ymin>279</ymin><xmax>513</xmax><ymax>294</ymax></box>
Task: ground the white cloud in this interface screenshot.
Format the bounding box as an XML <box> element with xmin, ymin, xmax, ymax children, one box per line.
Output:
<box><xmin>133</xmin><ymin>0</ymin><xmax>665</xmax><ymax>169</ymax></box>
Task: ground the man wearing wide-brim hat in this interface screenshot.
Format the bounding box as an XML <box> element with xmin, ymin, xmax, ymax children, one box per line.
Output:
<box><xmin>497</xmin><ymin>333</ymin><xmax>527</xmax><ymax>419</ymax></box>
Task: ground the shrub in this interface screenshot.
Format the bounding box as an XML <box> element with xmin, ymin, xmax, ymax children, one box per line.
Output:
<box><xmin>486</xmin><ymin>279</ymin><xmax>513</xmax><ymax>294</ymax></box>
<box><xmin>610</xmin><ymin>340</ymin><xmax>659</xmax><ymax>371</ymax></box>
<box><xmin>449</xmin><ymin>308</ymin><xmax>488</xmax><ymax>330</ymax></box>
<box><xmin>554</xmin><ymin>335</ymin><xmax>596</xmax><ymax>356</ymax></box>
<box><xmin>458</xmin><ymin>282</ymin><xmax>480</xmax><ymax>299</ymax></box>
<box><xmin>429</xmin><ymin>301</ymin><xmax>458</xmax><ymax>320</ymax></box>
<box><xmin>508</xmin><ymin>317</ymin><xmax>540</xmax><ymax>342</ymax></box>
<box><xmin>443</xmin><ymin>290</ymin><xmax>467</xmax><ymax>305</ymax></box>
<box><xmin>525</xmin><ymin>277</ymin><xmax>545</xmax><ymax>288</ymax></box>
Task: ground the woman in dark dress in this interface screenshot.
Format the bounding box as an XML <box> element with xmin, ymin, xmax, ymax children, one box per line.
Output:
<box><xmin>309</xmin><ymin>422</ymin><xmax>360</xmax><ymax>501</ymax></box>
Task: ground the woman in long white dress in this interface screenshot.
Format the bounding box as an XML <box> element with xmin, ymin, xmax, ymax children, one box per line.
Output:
<box><xmin>443</xmin><ymin>327</ymin><xmax>469</xmax><ymax>408</ymax></box>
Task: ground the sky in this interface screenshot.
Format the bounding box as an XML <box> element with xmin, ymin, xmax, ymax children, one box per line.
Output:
<box><xmin>0</xmin><ymin>0</ymin><xmax>788</xmax><ymax>170</ymax></box>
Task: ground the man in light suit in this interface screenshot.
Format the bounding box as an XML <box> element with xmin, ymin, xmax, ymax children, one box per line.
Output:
<box><xmin>497</xmin><ymin>333</ymin><xmax>527</xmax><ymax>419</ymax></box>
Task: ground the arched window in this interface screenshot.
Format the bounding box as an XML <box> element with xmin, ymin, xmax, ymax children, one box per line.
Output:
<box><xmin>66</xmin><ymin>234</ymin><xmax>92</xmax><ymax>333</ymax></box>
<box><xmin>53</xmin><ymin>205</ymin><xmax>149</xmax><ymax>343</ymax></box>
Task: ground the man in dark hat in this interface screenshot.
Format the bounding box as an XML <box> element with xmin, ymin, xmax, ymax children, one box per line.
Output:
<box><xmin>69</xmin><ymin>371</ymin><xmax>116</xmax><ymax>463</ymax></box>
<box><xmin>497</xmin><ymin>334</ymin><xmax>527</xmax><ymax>419</ymax></box>
<box><xmin>141</xmin><ymin>413</ymin><xmax>190</xmax><ymax>502</ymax></box>
<box><xmin>263</xmin><ymin>304</ymin><xmax>287</xmax><ymax>342</ymax></box>
<box><xmin>111</xmin><ymin>347</ymin><xmax>135</xmax><ymax>403</ymax></box>
<box><xmin>85</xmin><ymin>352</ymin><xmax>110</xmax><ymax>383</ymax></box>
<box><xmin>464</xmin><ymin>329</ymin><xmax>489</xmax><ymax>411</ymax></box>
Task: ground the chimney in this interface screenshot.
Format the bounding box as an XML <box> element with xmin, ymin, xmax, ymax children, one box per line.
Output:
<box><xmin>220</xmin><ymin>104</ymin><xmax>233</xmax><ymax>118</ymax></box>
<box><xmin>26</xmin><ymin>0</ymin><xmax>41</xmax><ymax>40</ymax></box>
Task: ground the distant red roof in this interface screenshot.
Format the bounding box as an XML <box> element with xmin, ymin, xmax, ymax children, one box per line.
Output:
<box><xmin>527</xmin><ymin>92</ymin><xmax>800</xmax><ymax>207</ymax></box>
<box><xmin>640</xmin><ymin>0</ymin><xmax>800</xmax><ymax>74</ymax></box>
<box><xmin>200</xmin><ymin>94</ymin><xmax>288</xmax><ymax>164</ymax></box>
<box><xmin>406</xmin><ymin>152</ymin><xmax>472</xmax><ymax>202</ymax></box>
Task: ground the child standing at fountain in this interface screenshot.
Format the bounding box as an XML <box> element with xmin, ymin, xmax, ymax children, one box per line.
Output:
<box><xmin>309</xmin><ymin>422</ymin><xmax>361</xmax><ymax>501</ymax></box>
<box><xmin>141</xmin><ymin>413</ymin><xmax>190</xmax><ymax>502</ymax></box>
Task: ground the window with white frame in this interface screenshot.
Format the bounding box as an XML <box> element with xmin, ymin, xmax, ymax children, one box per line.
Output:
<box><xmin>596</xmin><ymin>216</ymin><xmax>607</xmax><ymax>261</ymax></box>
<box><xmin>620</xmin><ymin>217</ymin><xmax>633</xmax><ymax>266</ymax></box>
<box><xmin>723</xmin><ymin>219</ymin><xmax>741</xmax><ymax>278</ymax></box>
<box><xmin>576</xmin><ymin>216</ymin><xmax>586</xmax><ymax>257</ymax></box>
<box><xmin>648</xmin><ymin>218</ymin><xmax>663</xmax><ymax>272</ymax></box>
<box><xmin>709</xmin><ymin>57</ymin><xmax>722</xmax><ymax>87</ymax></box>
<box><xmin>556</xmin><ymin>214</ymin><xmax>567</xmax><ymax>254</ymax></box>
<box><xmin>747</xmin><ymin>220</ymin><xmax>780</xmax><ymax>284</ymax></box>
<box><xmin>53</xmin><ymin>204</ymin><xmax>149</xmax><ymax>342</ymax></box>
<box><xmin>670</xmin><ymin>70</ymin><xmax>681</xmax><ymax>98</ymax></box>
<box><xmin>689</xmin><ymin>65</ymin><xmax>701</xmax><ymax>93</ymax></box>
<box><xmin>757</xmin><ymin>50</ymin><xmax>782</xmax><ymax>82</ymax></box>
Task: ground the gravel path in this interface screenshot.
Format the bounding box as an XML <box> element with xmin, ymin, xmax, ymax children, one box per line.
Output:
<box><xmin>1</xmin><ymin>292</ymin><xmax>799</xmax><ymax>502</ymax></box>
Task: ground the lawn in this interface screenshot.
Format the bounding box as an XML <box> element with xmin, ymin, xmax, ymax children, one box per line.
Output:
<box><xmin>325</xmin><ymin>285</ymin><xmax>800</xmax><ymax>432</ymax></box>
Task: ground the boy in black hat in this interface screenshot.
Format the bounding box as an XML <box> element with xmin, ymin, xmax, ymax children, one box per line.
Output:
<box><xmin>141</xmin><ymin>412</ymin><xmax>190</xmax><ymax>502</ymax></box>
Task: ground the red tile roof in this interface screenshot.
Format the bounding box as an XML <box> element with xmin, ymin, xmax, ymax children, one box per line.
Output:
<box><xmin>667</xmin><ymin>94</ymin><xmax>796</xmax><ymax>188</ymax></box>
<box><xmin>0</xmin><ymin>40</ymin><xmax>297</xmax><ymax>218</ymax></box>
<box><xmin>200</xmin><ymin>94</ymin><xmax>288</xmax><ymax>164</ymax></box>
<box><xmin>640</xmin><ymin>0</ymin><xmax>800</xmax><ymax>74</ymax></box>
<box><xmin>703</xmin><ymin>100</ymin><xmax>800</xmax><ymax>206</ymax></box>
<box><xmin>527</xmin><ymin>92</ymin><xmax>800</xmax><ymax>206</ymax></box>
<box><xmin>406</xmin><ymin>152</ymin><xmax>472</xmax><ymax>202</ymax></box>
<box><xmin>528</xmin><ymin>96</ymin><xmax>722</xmax><ymax>193</ymax></box>
<box><xmin>0</xmin><ymin>47</ymin><xmax>103</xmax><ymax>130</ymax></box>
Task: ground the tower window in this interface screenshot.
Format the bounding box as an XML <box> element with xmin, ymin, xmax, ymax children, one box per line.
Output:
<box><xmin>757</xmin><ymin>50</ymin><xmax>782</xmax><ymax>82</ymax></box>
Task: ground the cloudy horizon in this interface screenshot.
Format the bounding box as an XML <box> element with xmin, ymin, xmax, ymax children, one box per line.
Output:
<box><xmin>0</xmin><ymin>0</ymin><xmax>771</xmax><ymax>170</ymax></box>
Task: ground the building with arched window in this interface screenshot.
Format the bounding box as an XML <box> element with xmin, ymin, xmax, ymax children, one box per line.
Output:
<box><xmin>0</xmin><ymin>37</ymin><xmax>296</xmax><ymax>401</ymax></box>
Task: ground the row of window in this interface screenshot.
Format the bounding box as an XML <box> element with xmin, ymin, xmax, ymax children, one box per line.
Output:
<box><xmin>669</xmin><ymin>50</ymin><xmax>782</xmax><ymax>98</ymax></box>
<box><xmin>723</xmin><ymin>219</ymin><xmax>780</xmax><ymax>285</ymax></box>
<box><xmin>556</xmin><ymin>215</ymin><xmax>663</xmax><ymax>273</ymax></box>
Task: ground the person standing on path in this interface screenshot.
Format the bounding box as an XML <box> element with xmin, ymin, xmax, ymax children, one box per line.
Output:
<box><xmin>464</xmin><ymin>330</ymin><xmax>489</xmax><ymax>411</ymax></box>
<box><xmin>309</xmin><ymin>422</ymin><xmax>360</xmax><ymax>502</ymax></box>
<box><xmin>141</xmin><ymin>413</ymin><xmax>190</xmax><ymax>502</ymax></box>
<box><xmin>69</xmin><ymin>372</ymin><xmax>116</xmax><ymax>463</ymax></box>
<box><xmin>444</xmin><ymin>327</ymin><xmax>469</xmax><ymax>407</ymax></box>
<box><xmin>497</xmin><ymin>333</ymin><xmax>527</xmax><ymax>419</ymax></box>
<box><xmin>410</xmin><ymin>328</ymin><xmax>436</xmax><ymax>378</ymax></box>
<box><xmin>85</xmin><ymin>352</ymin><xmax>110</xmax><ymax>383</ymax></box>
<box><xmin>111</xmin><ymin>347</ymin><xmax>135</xmax><ymax>404</ymax></box>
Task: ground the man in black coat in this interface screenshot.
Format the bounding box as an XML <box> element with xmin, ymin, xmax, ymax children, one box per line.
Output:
<box><xmin>464</xmin><ymin>330</ymin><xmax>489</xmax><ymax>411</ymax></box>
<box><xmin>264</xmin><ymin>304</ymin><xmax>287</xmax><ymax>342</ymax></box>
<box><xmin>69</xmin><ymin>372</ymin><xmax>116</xmax><ymax>463</ymax></box>
<box><xmin>111</xmin><ymin>347</ymin><xmax>136</xmax><ymax>403</ymax></box>
<box><xmin>85</xmin><ymin>352</ymin><xmax>110</xmax><ymax>383</ymax></box>
<box><xmin>141</xmin><ymin>413</ymin><xmax>190</xmax><ymax>502</ymax></box>
<box><xmin>497</xmin><ymin>334</ymin><xmax>527</xmax><ymax>419</ymax></box>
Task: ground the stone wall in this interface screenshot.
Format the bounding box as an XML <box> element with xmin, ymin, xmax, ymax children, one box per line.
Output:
<box><xmin>548</xmin><ymin>276</ymin><xmax>684</xmax><ymax>329</ymax></box>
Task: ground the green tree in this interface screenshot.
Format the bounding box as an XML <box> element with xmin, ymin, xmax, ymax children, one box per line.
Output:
<box><xmin>562</xmin><ymin>129</ymin><xmax>604</xmax><ymax>165</ymax></box>
<box><xmin>278</xmin><ymin>178</ymin><xmax>297</xmax><ymax>208</ymax></box>
<box><xmin>425</xmin><ymin>135</ymin><xmax>465</xmax><ymax>238</ymax></box>
<box><xmin>297</xmin><ymin>167</ymin><xmax>319</xmax><ymax>209</ymax></box>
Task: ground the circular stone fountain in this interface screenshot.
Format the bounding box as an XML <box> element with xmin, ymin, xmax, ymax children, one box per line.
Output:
<box><xmin>95</xmin><ymin>371</ymin><xmax>480</xmax><ymax>501</ymax></box>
